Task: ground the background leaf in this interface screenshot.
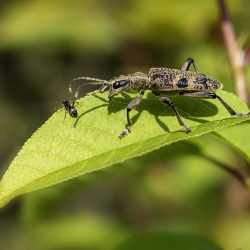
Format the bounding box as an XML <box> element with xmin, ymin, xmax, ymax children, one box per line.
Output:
<box><xmin>216</xmin><ymin>122</ymin><xmax>250</xmax><ymax>162</ymax></box>
<box><xmin>113</xmin><ymin>231</ymin><xmax>223</xmax><ymax>250</ymax></box>
<box><xmin>0</xmin><ymin>90</ymin><xmax>249</xmax><ymax>208</ymax></box>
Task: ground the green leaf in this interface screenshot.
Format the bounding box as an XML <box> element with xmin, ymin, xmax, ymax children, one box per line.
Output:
<box><xmin>216</xmin><ymin>122</ymin><xmax>250</xmax><ymax>162</ymax></box>
<box><xmin>215</xmin><ymin>122</ymin><xmax>250</xmax><ymax>188</ymax></box>
<box><xmin>0</xmin><ymin>90</ymin><xmax>249</xmax><ymax>208</ymax></box>
<box><xmin>113</xmin><ymin>231</ymin><xmax>223</xmax><ymax>250</ymax></box>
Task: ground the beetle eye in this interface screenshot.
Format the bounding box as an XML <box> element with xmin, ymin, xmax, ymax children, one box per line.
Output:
<box><xmin>113</xmin><ymin>79</ymin><xmax>128</xmax><ymax>89</ymax></box>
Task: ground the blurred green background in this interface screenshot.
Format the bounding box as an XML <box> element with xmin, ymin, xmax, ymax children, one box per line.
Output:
<box><xmin>0</xmin><ymin>0</ymin><xmax>250</xmax><ymax>249</ymax></box>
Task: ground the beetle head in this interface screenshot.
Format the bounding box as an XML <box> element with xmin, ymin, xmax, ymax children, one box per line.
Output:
<box><xmin>108</xmin><ymin>75</ymin><xmax>131</xmax><ymax>100</ymax></box>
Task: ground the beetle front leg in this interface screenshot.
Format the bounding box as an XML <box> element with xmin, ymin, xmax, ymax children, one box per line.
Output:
<box><xmin>181</xmin><ymin>58</ymin><xmax>199</xmax><ymax>73</ymax></box>
<box><xmin>119</xmin><ymin>90</ymin><xmax>144</xmax><ymax>139</ymax></box>
<box><xmin>156</xmin><ymin>95</ymin><xmax>191</xmax><ymax>133</ymax></box>
<box><xmin>180</xmin><ymin>92</ymin><xmax>250</xmax><ymax>116</ymax></box>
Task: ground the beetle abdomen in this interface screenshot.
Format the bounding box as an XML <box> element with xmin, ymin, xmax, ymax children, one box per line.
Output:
<box><xmin>149</xmin><ymin>68</ymin><xmax>222</xmax><ymax>92</ymax></box>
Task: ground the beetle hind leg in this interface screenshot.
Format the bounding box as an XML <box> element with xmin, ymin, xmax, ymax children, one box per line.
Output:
<box><xmin>156</xmin><ymin>95</ymin><xmax>191</xmax><ymax>134</ymax></box>
<box><xmin>180</xmin><ymin>92</ymin><xmax>250</xmax><ymax>116</ymax></box>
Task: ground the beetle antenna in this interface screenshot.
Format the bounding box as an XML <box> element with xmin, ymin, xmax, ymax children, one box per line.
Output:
<box><xmin>69</xmin><ymin>77</ymin><xmax>111</xmax><ymax>94</ymax></box>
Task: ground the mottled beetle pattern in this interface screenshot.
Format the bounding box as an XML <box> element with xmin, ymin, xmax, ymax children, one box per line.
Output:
<box><xmin>67</xmin><ymin>58</ymin><xmax>249</xmax><ymax>138</ymax></box>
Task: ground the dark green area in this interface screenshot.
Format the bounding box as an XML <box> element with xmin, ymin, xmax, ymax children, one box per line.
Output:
<box><xmin>115</xmin><ymin>232</ymin><xmax>223</xmax><ymax>250</ymax></box>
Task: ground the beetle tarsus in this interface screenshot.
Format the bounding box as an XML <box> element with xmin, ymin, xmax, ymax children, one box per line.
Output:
<box><xmin>119</xmin><ymin>126</ymin><xmax>132</xmax><ymax>139</ymax></box>
<box><xmin>184</xmin><ymin>125</ymin><xmax>191</xmax><ymax>134</ymax></box>
<box><xmin>235</xmin><ymin>112</ymin><xmax>250</xmax><ymax>117</ymax></box>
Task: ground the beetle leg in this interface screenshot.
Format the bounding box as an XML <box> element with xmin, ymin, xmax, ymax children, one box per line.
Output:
<box><xmin>119</xmin><ymin>90</ymin><xmax>145</xmax><ymax>139</ymax></box>
<box><xmin>181</xmin><ymin>58</ymin><xmax>199</xmax><ymax>73</ymax></box>
<box><xmin>126</xmin><ymin>90</ymin><xmax>145</xmax><ymax>126</ymax></box>
<box><xmin>156</xmin><ymin>95</ymin><xmax>191</xmax><ymax>133</ymax></box>
<box><xmin>180</xmin><ymin>92</ymin><xmax>250</xmax><ymax>116</ymax></box>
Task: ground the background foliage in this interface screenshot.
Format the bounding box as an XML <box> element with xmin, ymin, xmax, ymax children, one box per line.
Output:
<box><xmin>0</xmin><ymin>0</ymin><xmax>250</xmax><ymax>249</ymax></box>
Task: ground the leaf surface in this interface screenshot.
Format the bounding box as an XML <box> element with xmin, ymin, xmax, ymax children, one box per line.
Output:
<box><xmin>0</xmin><ymin>90</ymin><xmax>249</xmax><ymax>208</ymax></box>
<box><xmin>216</xmin><ymin>122</ymin><xmax>250</xmax><ymax>162</ymax></box>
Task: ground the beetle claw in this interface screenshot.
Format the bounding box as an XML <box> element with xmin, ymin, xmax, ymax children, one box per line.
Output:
<box><xmin>184</xmin><ymin>125</ymin><xmax>191</xmax><ymax>134</ymax></box>
<box><xmin>119</xmin><ymin>126</ymin><xmax>132</xmax><ymax>139</ymax></box>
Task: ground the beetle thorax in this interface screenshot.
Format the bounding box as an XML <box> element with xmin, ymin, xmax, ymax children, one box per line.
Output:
<box><xmin>130</xmin><ymin>72</ymin><xmax>149</xmax><ymax>90</ymax></box>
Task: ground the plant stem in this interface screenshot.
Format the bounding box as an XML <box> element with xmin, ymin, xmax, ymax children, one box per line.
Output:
<box><xmin>206</xmin><ymin>155</ymin><xmax>250</xmax><ymax>190</ymax></box>
<box><xmin>218</xmin><ymin>0</ymin><xmax>249</xmax><ymax>104</ymax></box>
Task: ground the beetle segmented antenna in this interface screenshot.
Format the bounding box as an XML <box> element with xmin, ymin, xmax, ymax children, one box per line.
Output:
<box><xmin>69</xmin><ymin>77</ymin><xmax>111</xmax><ymax>98</ymax></box>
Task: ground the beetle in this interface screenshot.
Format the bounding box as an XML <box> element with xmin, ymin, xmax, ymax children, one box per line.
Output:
<box><xmin>69</xmin><ymin>58</ymin><xmax>249</xmax><ymax>138</ymax></box>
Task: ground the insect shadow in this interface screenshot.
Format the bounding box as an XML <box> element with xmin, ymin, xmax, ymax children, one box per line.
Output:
<box><xmin>73</xmin><ymin>102</ymin><xmax>108</xmax><ymax>128</ymax></box>
<box><xmin>105</xmin><ymin>92</ymin><xmax>219</xmax><ymax>133</ymax></box>
<box><xmin>73</xmin><ymin>92</ymin><xmax>219</xmax><ymax>133</ymax></box>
